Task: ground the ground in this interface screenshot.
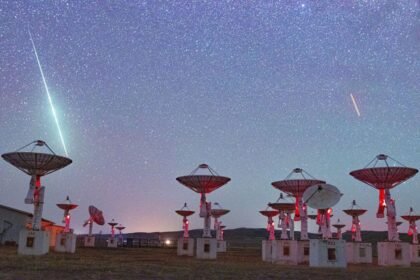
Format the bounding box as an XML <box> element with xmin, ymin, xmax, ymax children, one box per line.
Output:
<box><xmin>0</xmin><ymin>246</ymin><xmax>419</xmax><ymax>279</ymax></box>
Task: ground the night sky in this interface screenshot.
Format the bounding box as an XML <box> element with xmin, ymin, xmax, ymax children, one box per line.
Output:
<box><xmin>0</xmin><ymin>1</ymin><xmax>419</xmax><ymax>235</ymax></box>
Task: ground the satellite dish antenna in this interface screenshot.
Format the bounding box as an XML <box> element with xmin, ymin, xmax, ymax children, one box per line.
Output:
<box><xmin>401</xmin><ymin>207</ymin><xmax>420</xmax><ymax>244</ymax></box>
<box><xmin>176</xmin><ymin>164</ymin><xmax>230</xmax><ymax>238</ymax></box>
<box><xmin>303</xmin><ymin>184</ymin><xmax>342</xmax><ymax>239</ymax></box>
<box><xmin>175</xmin><ymin>203</ymin><xmax>195</xmax><ymax>239</ymax></box>
<box><xmin>56</xmin><ymin>196</ymin><xmax>78</xmax><ymax>233</ymax></box>
<box><xmin>343</xmin><ymin>200</ymin><xmax>367</xmax><ymax>242</ymax></box>
<box><xmin>108</xmin><ymin>219</ymin><xmax>118</xmax><ymax>244</ymax></box>
<box><xmin>211</xmin><ymin>202</ymin><xmax>230</xmax><ymax>218</ymax></box>
<box><xmin>175</xmin><ymin>203</ymin><xmax>195</xmax><ymax>218</ymax></box>
<box><xmin>211</xmin><ymin>202</ymin><xmax>230</xmax><ymax>241</ymax></box>
<box><xmin>116</xmin><ymin>225</ymin><xmax>126</xmax><ymax>231</ymax></box>
<box><xmin>259</xmin><ymin>207</ymin><xmax>279</xmax><ymax>241</ymax></box>
<box><xmin>271</xmin><ymin>168</ymin><xmax>325</xmax><ymax>240</ymax></box>
<box><xmin>2</xmin><ymin>140</ymin><xmax>72</xmax><ymax>232</ymax></box>
<box><xmin>350</xmin><ymin>154</ymin><xmax>418</xmax><ymax>242</ymax></box>
<box><xmin>269</xmin><ymin>193</ymin><xmax>295</xmax><ymax>240</ymax></box>
<box><xmin>303</xmin><ymin>184</ymin><xmax>342</xmax><ymax>210</ymax></box>
<box><xmin>83</xmin><ymin>205</ymin><xmax>105</xmax><ymax>238</ymax></box>
<box><xmin>115</xmin><ymin>224</ymin><xmax>126</xmax><ymax>246</ymax></box>
<box><xmin>332</xmin><ymin>219</ymin><xmax>346</xmax><ymax>240</ymax></box>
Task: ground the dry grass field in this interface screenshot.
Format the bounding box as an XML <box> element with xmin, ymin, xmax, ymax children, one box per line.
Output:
<box><xmin>1</xmin><ymin>246</ymin><xmax>420</xmax><ymax>280</ymax></box>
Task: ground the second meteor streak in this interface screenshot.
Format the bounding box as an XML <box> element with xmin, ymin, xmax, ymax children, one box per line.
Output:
<box><xmin>350</xmin><ymin>93</ymin><xmax>361</xmax><ymax>117</ymax></box>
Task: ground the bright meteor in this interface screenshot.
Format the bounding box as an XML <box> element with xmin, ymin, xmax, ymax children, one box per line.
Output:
<box><xmin>350</xmin><ymin>93</ymin><xmax>361</xmax><ymax>117</ymax></box>
<box><xmin>29</xmin><ymin>29</ymin><xmax>68</xmax><ymax>156</ymax></box>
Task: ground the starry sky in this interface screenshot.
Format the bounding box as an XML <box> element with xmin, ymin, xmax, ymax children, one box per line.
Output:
<box><xmin>0</xmin><ymin>1</ymin><xmax>419</xmax><ymax>235</ymax></box>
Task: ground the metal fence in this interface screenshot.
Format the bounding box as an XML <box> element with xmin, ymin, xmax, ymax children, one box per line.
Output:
<box><xmin>76</xmin><ymin>236</ymin><xmax>176</xmax><ymax>248</ymax></box>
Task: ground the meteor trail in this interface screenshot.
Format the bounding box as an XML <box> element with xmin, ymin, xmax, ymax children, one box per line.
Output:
<box><xmin>350</xmin><ymin>93</ymin><xmax>361</xmax><ymax>117</ymax></box>
<box><xmin>29</xmin><ymin>29</ymin><xmax>68</xmax><ymax>156</ymax></box>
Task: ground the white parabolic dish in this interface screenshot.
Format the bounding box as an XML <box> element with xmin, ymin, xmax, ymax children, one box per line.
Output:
<box><xmin>302</xmin><ymin>183</ymin><xmax>342</xmax><ymax>210</ymax></box>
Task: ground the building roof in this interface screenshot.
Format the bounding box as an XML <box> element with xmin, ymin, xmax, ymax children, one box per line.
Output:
<box><xmin>0</xmin><ymin>204</ymin><xmax>56</xmax><ymax>225</ymax></box>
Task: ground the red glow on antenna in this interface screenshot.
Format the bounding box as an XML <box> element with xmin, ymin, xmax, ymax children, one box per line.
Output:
<box><xmin>378</xmin><ymin>189</ymin><xmax>386</xmax><ymax>217</ymax></box>
<box><xmin>294</xmin><ymin>199</ymin><xmax>300</xmax><ymax>221</ymax></box>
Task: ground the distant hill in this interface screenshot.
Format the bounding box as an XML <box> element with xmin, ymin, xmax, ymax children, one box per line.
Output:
<box><xmin>83</xmin><ymin>227</ymin><xmax>413</xmax><ymax>248</ymax></box>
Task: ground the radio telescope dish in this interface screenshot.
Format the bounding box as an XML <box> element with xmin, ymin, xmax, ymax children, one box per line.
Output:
<box><xmin>56</xmin><ymin>196</ymin><xmax>78</xmax><ymax>233</ymax></box>
<box><xmin>83</xmin><ymin>205</ymin><xmax>105</xmax><ymax>239</ymax></box>
<box><xmin>211</xmin><ymin>209</ymin><xmax>230</xmax><ymax>218</ymax></box>
<box><xmin>303</xmin><ymin>184</ymin><xmax>342</xmax><ymax>210</ymax></box>
<box><xmin>271</xmin><ymin>168</ymin><xmax>325</xmax><ymax>240</ymax></box>
<box><xmin>89</xmin><ymin>205</ymin><xmax>105</xmax><ymax>225</ymax></box>
<box><xmin>260</xmin><ymin>207</ymin><xmax>278</xmax><ymax>241</ymax></box>
<box><xmin>116</xmin><ymin>225</ymin><xmax>126</xmax><ymax>231</ymax></box>
<box><xmin>175</xmin><ymin>210</ymin><xmax>195</xmax><ymax>217</ymax></box>
<box><xmin>401</xmin><ymin>207</ymin><xmax>420</xmax><ymax>223</ymax></box>
<box><xmin>175</xmin><ymin>203</ymin><xmax>195</xmax><ymax>239</ymax></box>
<box><xmin>2</xmin><ymin>140</ymin><xmax>72</xmax><ymax>176</ymax></box>
<box><xmin>107</xmin><ymin>219</ymin><xmax>118</xmax><ymax>243</ymax></box>
<box><xmin>401</xmin><ymin>215</ymin><xmax>420</xmax><ymax>222</ymax></box>
<box><xmin>343</xmin><ymin>209</ymin><xmax>367</xmax><ymax>217</ymax></box>
<box><xmin>350</xmin><ymin>154</ymin><xmax>418</xmax><ymax>242</ymax></box>
<box><xmin>2</xmin><ymin>140</ymin><xmax>72</xmax><ymax>232</ymax></box>
<box><xmin>343</xmin><ymin>200</ymin><xmax>367</xmax><ymax>217</ymax></box>
<box><xmin>401</xmin><ymin>207</ymin><xmax>420</xmax><ymax>244</ymax></box>
<box><xmin>332</xmin><ymin>219</ymin><xmax>346</xmax><ymax>230</ymax></box>
<box><xmin>349</xmin><ymin>155</ymin><xmax>418</xmax><ymax>190</ymax></box>
<box><xmin>268</xmin><ymin>193</ymin><xmax>295</xmax><ymax>212</ymax></box>
<box><xmin>259</xmin><ymin>210</ymin><xmax>279</xmax><ymax>218</ymax></box>
<box><xmin>212</xmin><ymin>202</ymin><xmax>229</xmax><ymax>242</ymax></box>
<box><xmin>175</xmin><ymin>202</ymin><xmax>195</xmax><ymax>217</ymax></box>
<box><xmin>57</xmin><ymin>196</ymin><xmax>78</xmax><ymax>211</ymax></box>
<box><xmin>176</xmin><ymin>164</ymin><xmax>231</xmax><ymax>194</ymax></box>
<box><xmin>176</xmin><ymin>164</ymin><xmax>231</xmax><ymax>238</ymax></box>
<box><xmin>271</xmin><ymin>168</ymin><xmax>326</xmax><ymax>198</ymax></box>
<box><xmin>211</xmin><ymin>202</ymin><xmax>230</xmax><ymax>218</ymax></box>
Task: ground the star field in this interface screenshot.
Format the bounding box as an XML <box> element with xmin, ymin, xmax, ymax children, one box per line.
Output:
<box><xmin>0</xmin><ymin>1</ymin><xmax>419</xmax><ymax>234</ymax></box>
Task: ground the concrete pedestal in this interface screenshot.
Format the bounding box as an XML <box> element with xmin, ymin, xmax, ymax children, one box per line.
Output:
<box><xmin>196</xmin><ymin>238</ymin><xmax>217</xmax><ymax>259</ymax></box>
<box><xmin>377</xmin><ymin>242</ymin><xmax>411</xmax><ymax>267</ymax></box>
<box><xmin>107</xmin><ymin>238</ymin><xmax>118</xmax><ymax>248</ymax></box>
<box><xmin>18</xmin><ymin>229</ymin><xmax>50</xmax><ymax>255</ymax></box>
<box><xmin>217</xmin><ymin>240</ymin><xmax>227</xmax><ymax>252</ymax></box>
<box><xmin>55</xmin><ymin>233</ymin><xmax>77</xmax><ymax>253</ymax></box>
<box><xmin>410</xmin><ymin>244</ymin><xmax>420</xmax><ymax>263</ymax></box>
<box><xmin>309</xmin><ymin>239</ymin><xmax>347</xmax><ymax>268</ymax></box>
<box><xmin>297</xmin><ymin>240</ymin><xmax>310</xmax><ymax>264</ymax></box>
<box><xmin>272</xmin><ymin>240</ymin><xmax>299</xmax><ymax>265</ymax></box>
<box><xmin>262</xmin><ymin>240</ymin><xmax>275</xmax><ymax>262</ymax></box>
<box><xmin>346</xmin><ymin>242</ymin><xmax>372</xmax><ymax>264</ymax></box>
<box><xmin>177</xmin><ymin>238</ymin><xmax>194</xmax><ymax>256</ymax></box>
<box><xmin>84</xmin><ymin>236</ymin><xmax>95</xmax><ymax>247</ymax></box>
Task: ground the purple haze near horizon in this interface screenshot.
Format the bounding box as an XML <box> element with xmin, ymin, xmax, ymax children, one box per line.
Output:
<box><xmin>0</xmin><ymin>1</ymin><xmax>419</xmax><ymax>235</ymax></box>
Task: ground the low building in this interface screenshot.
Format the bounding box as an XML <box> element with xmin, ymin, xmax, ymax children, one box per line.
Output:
<box><xmin>0</xmin><ymin>204</ymin><xmax>64</xmax><ymax>246</ymax></box>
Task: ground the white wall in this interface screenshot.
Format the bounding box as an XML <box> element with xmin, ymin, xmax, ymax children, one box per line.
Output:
<box><xmin>0</xmin><ymin>207</ymin><xmax>28</xmax><ymax>245</ymax></box>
